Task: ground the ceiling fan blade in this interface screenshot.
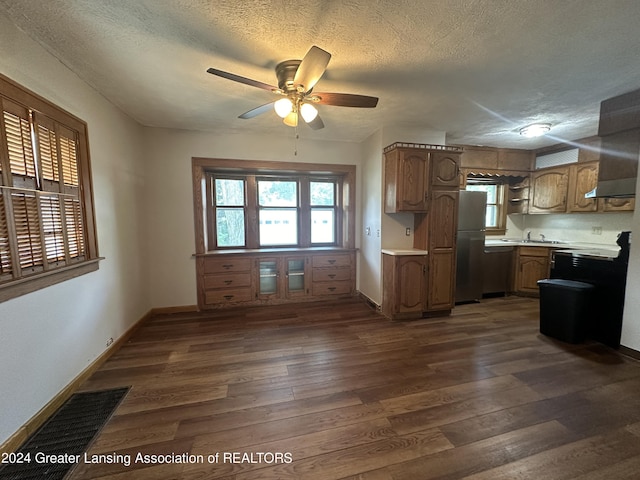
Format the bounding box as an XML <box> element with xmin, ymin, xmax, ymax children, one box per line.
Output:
<box><xmin>207</xmin><ymin>68</ymin><xmax>277</xmax><ymax>92</ymax></box>
<box><xmin>306</xmin><ymin>113</ymin><xmax>324</xmax><ymax>130</ymax></box>
<box><xmin>312</xmin><ymin>92</ymin><xmax>379</xmax><ymax>108</ymax></box>
<box><xmin>238</xmin><ymin>102</ymin><xmax>275</xmax><ymax>119</ymax></box>
<box><xmin>293</xmin><ymin>46</ymin><xmax>331</xmax><ymax>92</ymax></box>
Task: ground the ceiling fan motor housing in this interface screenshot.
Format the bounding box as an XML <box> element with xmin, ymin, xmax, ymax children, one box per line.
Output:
<box><xmin>276</xmin><ymin>60</ymin><xmax>303</xmax><ymax>92</ymax></box>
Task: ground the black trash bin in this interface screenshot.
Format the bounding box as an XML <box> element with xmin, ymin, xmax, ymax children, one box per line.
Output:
<box><xmin>537</xmin><ymin>278</ymin><xmax>595</xmax><ymax>343</ymax></box>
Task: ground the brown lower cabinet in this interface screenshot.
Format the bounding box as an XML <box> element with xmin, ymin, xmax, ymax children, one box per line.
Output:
<box><xmin>196</xmin><ymin>249</ymin><xmax>356</xmax><ymax>309</ymax></box>
<box><xmin>513</xmin><ymin>246</ymin><xmax>553</xmax><ymax>295</ymax></box>
<box><xmin>382</xmin><ymin>253</ymin><xmax>428</xmax><ymax>320</ymax></box>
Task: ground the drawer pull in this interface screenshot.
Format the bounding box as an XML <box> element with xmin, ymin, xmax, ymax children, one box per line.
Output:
<box><xmin>224</xmin><ymin>280</ymin><xmax>233</xmax><ymax>285</ymax></box>
<box><xmin>328</xmin><ymin>274</ymin><xmax>336</xmax><ymax>279</ymax></box>
<box><xmin>328</xmin><ymin>287</ymin><xmax>336</xmax><ymax>292</ymax></box>
<box><xmin>328</xmin><ymin>259</ymin><xmax>336</xmax><ymax>264</ymax></box>
<box><xmin>223</xmin><ymin>295</ymin><xmax>234</xmax><ymax>300</ymax></box>
<box><xmin>223</xmin><ymin>264</ymin><xmax>233</xmax><ymax>269</ymax></box>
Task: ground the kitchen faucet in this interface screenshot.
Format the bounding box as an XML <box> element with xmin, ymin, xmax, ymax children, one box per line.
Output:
<box><xmin>526</xmin><ymin>230</ymin><xmax>531</xmax><ymax>241</ymax></box>
<box><xmin>540</xmin><ymin>233</ymin><xmax>546</xmax><ymax>242</ymax></box>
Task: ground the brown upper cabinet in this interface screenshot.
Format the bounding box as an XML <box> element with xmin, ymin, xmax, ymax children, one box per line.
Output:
<box><xmin>384</xmin><ymin>148</ymin><xmax>429</xmax><ymax>212</ymax></box>
<box><xmin>568</xmin><ymin>161</ymin><xmax>599</xmax><ymax>213</ymax></box>
<box><xmin>431</xmin><ymin>151</ymin><xmax>461</xmax><ymax>188</ymax></box>
<box><xmin>529</xmin><ymin>166</ymin><xmax>570</xmax><ymax>213</ymax></box>
<box><xmin>384</xmin><ymin>143</ymin><xmax>463</xmax><ymax>213</ymax></box>
<box><xmin>460</xmin><ymin>145</ymin><xmax>533</xmax><ymax>172</ymax></box>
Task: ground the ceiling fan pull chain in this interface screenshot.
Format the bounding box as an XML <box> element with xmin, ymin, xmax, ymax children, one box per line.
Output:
<box><xmin>294</xmin><ymin>124</ymin><xmax>299</xmax><ymax>156</ymax></box>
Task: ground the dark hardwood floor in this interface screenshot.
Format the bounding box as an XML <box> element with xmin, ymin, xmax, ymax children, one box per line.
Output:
<box><xmin>69</xmin><ymin>295</ymin><xmax>640</xmax><ymax>479</ymax></box>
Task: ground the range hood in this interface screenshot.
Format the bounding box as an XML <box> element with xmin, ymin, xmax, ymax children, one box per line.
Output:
<box><xmin>586</xmin><ymin>88</ymin><xmax>640</xmax><ymax>198</ymax></box>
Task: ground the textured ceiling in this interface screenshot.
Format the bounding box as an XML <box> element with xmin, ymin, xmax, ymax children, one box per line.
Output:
<box><xmin>2</xmin><ymin>0</ymin><xmax>640</xmax><ymax>148</ymax></box>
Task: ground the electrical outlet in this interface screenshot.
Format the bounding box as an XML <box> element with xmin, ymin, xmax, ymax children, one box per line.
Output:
<box><xmin>592</xmin><ymin>226</ymin><xmax>602</xmax><ymax>235</ymax></box>
<box><xmin>406</xmin><ymin>227</ymin><xmax>411</xmax><ymax>236</ymax></box>
<box><xmin>376</xmin><ymin>229</ymin><xmax>380</xmax><ymax>237</ymax></box>
<box><xmin>106</xmin><ymin>337</ymin><xmax>114</xmax><ymax>347</ymax></box>
<box><xmin>365</xmin><ymin>226</ymin><xmax>371</xmax><ymax>236</ymax></box>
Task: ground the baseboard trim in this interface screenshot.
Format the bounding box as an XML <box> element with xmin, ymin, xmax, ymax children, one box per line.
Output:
<box><xmin>356</xmin><ymin>290</ymin><xmax>381</xmax><ymax>312</ymax></box>
<box><xmin>0</xmin><ymin>309</ymin><xmax>152</xmax><ymax>455</ymax></box>
<box><xmin>150</xmin><ymin>304</ymin><xmax>199</xmax><ymax>315</ymax></box>
<box><xmin>619</xmin><ymin>345</ymin><xmax>640</xmax><ymax>362</ymax></box>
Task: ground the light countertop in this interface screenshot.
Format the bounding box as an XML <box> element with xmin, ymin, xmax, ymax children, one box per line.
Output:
<box><xmin>485</xmin><ymin>237</ymin><xmax>620</xmax><ymax>255</ymax></box>
<box><xmin>381</xmin><ymin>248</ymin><xmax>428</xmax><ymax>256</ymax></box>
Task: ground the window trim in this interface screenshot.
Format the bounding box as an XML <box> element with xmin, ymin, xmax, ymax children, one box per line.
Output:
<box><xmin>192</xmin><ymin>158</ymin><xmax>356</xmax><ymax>254</ymax></box>
<box><xmin>465</xmin><ymin>179</ymin><xmax>507</xmax><ymax>235</ymax></box>
<box><xmin>0</xmin><ymin>73</ymin><xmax>100</xmax><ymax>302</ymax></box>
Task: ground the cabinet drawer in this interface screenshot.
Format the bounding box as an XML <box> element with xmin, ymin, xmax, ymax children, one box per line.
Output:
<box><xmin>204</xmin><ymin>257</ymin><xmax>252</xmax><ymax>274</ymax></box>
<box><xmin>312</xmin><ymin>281</ymin><xmax>352</xmax><ymax>296</ymax></box>
<box><xmin>203</xmin><ymin>272</ymin><xmax>251</xmax><ymax>289</ymax></box>
<box><xmin>312</xmin><ymin>254</ymin><xmax>351</xmax><ymax>268</ymax></box>
<box><xmin>518</xmin><ymin>247</ymin><xmax>550</xmax><ymax>257</ymax></box>
<box><xmin>204</xmin><ymin>287</ymin><xmax>252</xmax><ymax>305</ymax></box>
<box><xmin>312</xmin><ymin>267</ymin><xmax>351</xmax><ymax>282</ymax></box>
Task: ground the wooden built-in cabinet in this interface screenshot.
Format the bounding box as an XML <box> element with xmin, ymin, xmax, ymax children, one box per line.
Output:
<box><xmin>602</xmin><ymin>197</ymin><xmax>635</xmax><ymax>212</ymax></box>
<box><xmin>384</xmin><ymin>148</ymin><xmax>430</xmax><ymax>213</ymax></box>
<box><xmin>196</xmin><ymin>250</ymin><xmax>355</xmax><ymax>309</ymax></box>
<box><xmin>256</xmin><ymin>255</ymin><xmax>310</xmax><ymax>301</ymax></box>
<box><xmin>383</xmin><ymin>143</ymin><xmax>462</xmax><ymax>317</ymax></box>
<box><xmin>311</xmin><ymin>253</ymin><xmax>353</xmax><ymax>296</ymax></box>
<box><xmin>202</xmin><ymin>257</ymin><xmax>253</xmax><ymax>305</ymax></box>
<box><xmin>460</xmin><ymin>145</ymin><xmax>534</xmax><ymax>172</ymax></box>
<box><xmin>529</xmin><ymin>166</ymin><xmax>570</xmax><ymax>213</ymax></box>
<box><xmin>568</xmin><ymin>161</ymin><xmax>599</xmax><ymax>212</ymax></box>
<box><xmin>423</xmin><ymin>190</ymin><xmax>459</xmax><ymax>312</ymax></box>
<box><xmin>382</xmin><ymin>253</ymin><xmax>427</xmax><ymax>320</ymax></box>
<box><xmin>514</xmin><ymin>246</ymin><xmax>554</xmax><ymax>295</ymax></box>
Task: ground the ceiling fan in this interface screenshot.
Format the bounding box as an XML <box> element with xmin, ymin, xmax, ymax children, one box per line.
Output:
<box><xmin>207</xmin><ymin>46</ymin><xmax>378</xmax><ymax>130</ymax></box>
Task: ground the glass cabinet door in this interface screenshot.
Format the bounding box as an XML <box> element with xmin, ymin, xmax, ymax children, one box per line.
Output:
<box><xmin>258</xmin><ymin>259</ymin><xmax>278</xmax><ymax>295</ymax></box>
<box><xmin>287</xmin><ymin>258</ymin><xmax>306</xmax><ymax>294</ymax></box>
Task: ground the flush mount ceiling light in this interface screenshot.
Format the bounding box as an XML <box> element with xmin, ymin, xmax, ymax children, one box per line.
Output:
<box><xmin>519</xmin><ymin>123</ymin><xmax>551</xmax><ymax>137</ymax></box>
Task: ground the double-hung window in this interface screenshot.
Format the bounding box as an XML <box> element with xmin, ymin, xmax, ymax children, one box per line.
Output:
<box><xmin>310</xmin><ymin>180</ymin><xmax>337</xmax><ymax>244</ymax></box>
<box><xmin>0</xmin><ymin>74</ymin><xmax>99</xmax><ymax>301</ymax></box>
<box><xmin>257</xmin><ymin>178</ymin><xmax>299</xmax><ymax>246</ymax></box>
<box><xmin>213</xmin><ymin>177</ymin><xmax>246</xmax><ymax>247</ymax></box>
<box><xmin>200</xmin><ymin>161</ymin><xmax>353</xmax><ymax>251</ymax></box>
<box><xmin>466</xmin><ymin>180</ymin><xmax>507</xmax><ymax>233</ymax></box>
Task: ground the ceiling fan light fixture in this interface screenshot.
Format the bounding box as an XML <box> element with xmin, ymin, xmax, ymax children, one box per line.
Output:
<box><xmin>300</xmin><ymin>103</ymin><xmax>318</xmax><ymax>123</ymax></box>
<box><xmin>519</xmin><ymin>123</ymin><xmax>551</xmax><ymax>137</ymax></box>
<box><xmin>283</xmin><ymin>111</ymin><xmax>298</xmax><ymax>127</ymax></box>
<box><xmin>274</xmin><ymin>98</ymin><xmax>293</xmax><ymax>118</ymax></box>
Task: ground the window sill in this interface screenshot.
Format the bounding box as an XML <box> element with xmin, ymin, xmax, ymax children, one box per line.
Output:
<box><xmin>193</xmin><ymin>246</ymin><xmax>357</xmax><ymax>257</ymax></box>
<box><xmin>0</xmin><ymin>258</ymin><xmax>103</xmax><ymax>303</ymax></box>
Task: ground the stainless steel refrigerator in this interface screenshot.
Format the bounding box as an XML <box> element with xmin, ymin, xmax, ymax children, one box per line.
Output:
<box><xmin>455</xmin><ymin>190</ymin><xmax>487</xmax><ymax>303</ymax></box>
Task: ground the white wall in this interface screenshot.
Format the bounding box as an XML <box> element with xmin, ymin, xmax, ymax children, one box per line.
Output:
<box><xmin>359</xmin><ymin>130</ymin><xmax>384</xmax><ymax>304</ymax></box>
<box><xmin>621</xmin><ymin>174</ymin><xmax>640</xmax><ymax>351</ymax></box>
<box><xmin>142</xmin><ymin>127</ymin><xmax>362</xmax><ymax>308</ymax></box>
<box><xmin>0</xmin><ymin>12</ymin><xmax>149</xmax><ymax>446</ymax></box>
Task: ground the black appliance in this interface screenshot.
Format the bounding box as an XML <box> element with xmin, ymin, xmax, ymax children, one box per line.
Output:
<box><xmin>550</xmin><ymin>231</ymin><xmax>631</xmax><ymax>348</ymax></box>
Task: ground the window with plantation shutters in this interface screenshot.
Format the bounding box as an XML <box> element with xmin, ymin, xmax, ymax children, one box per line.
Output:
<box><xmin>0</xmin><ymin>73</ymin><xmax>99</xmax><ymax>302</ymax></box>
